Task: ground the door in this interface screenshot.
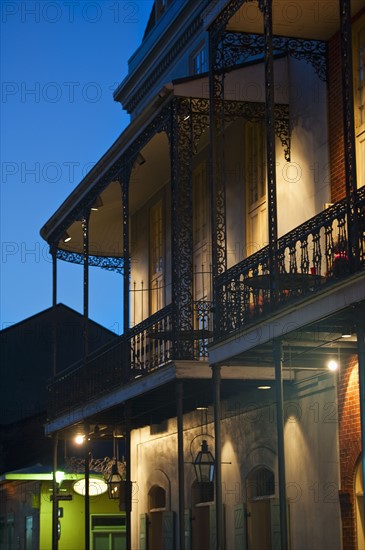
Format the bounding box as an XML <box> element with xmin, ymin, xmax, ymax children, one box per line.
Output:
<box><xmin>245</xmin><ymin>121</ymin><xmax>267</xmax><ymax>256</ymax></box>
<box><xmin>247</xmin><ymin>498</ymin><xmax>288</xmax><ymax>550</ymax></box>
<box><xmin>247</xmin><ymin>499</ymin><xmax>271</xmax><ymax>550</ymax></box>
<box><xmin>192</xmin><ymin>505</ymin><xmax>210</xmax><ymax>550</ymax></box>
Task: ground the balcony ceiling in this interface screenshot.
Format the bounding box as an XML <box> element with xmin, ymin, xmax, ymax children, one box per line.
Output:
<box><xmin>57</xmin><ymin>133</ymin><xmax>170</xmax><ymax>258</ymax></box>
<box><xmin>227</xmin><ymin>1</ymin><xmax>364</xmax><ymax>40</ymax></box>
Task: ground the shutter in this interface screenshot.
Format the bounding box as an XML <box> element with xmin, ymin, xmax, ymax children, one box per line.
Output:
<box><xmin>270</xmin><ymin>498</ymin><xmax>290</xmax><ymax>550</ymax></box>
<box><xmin>234</xmin><ymin>504</ymin><xmax>247</xmax><ymax>550</ymax></box>
<box><xmin>162</xmin><ymin>511</ymin><xmax>175</xmax><ymax>550</ymax></box>
<box><xmin>139</xmin><ymin>513</ymin><xmax>148</xmax><ymax>550</ymax></box>
<box><xmin>210</xmin><ymin>504</ymin><xmax>225</xmax><ymax>550</ymax></box>
<box><xmin>184</xmin><ymin>509</ymin><xmax>191</xmax><ymax>550</ymax></box>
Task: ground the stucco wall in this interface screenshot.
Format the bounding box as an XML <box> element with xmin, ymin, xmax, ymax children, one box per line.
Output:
<box><xmin>130</xmin><ymin>377</ymin><xmax>341</xmax><ymax>549</ymax></box>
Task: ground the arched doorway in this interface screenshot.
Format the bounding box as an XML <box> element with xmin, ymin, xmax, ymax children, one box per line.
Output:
<box><xmin>355</xmin><ymin>460</ymin><xmax>365</xmax><ymax>549</ymax></box>
<box><xmin>246</xmin><ymin>466</ymin><xmax>277</xmax><ymax>550</ymax></box>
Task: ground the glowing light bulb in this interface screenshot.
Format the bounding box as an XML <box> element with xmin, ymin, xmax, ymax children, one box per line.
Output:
<box><xmin>327</xmin><ymin>359</ymin><xmax>338</xmax><ymax>371</ymax></box>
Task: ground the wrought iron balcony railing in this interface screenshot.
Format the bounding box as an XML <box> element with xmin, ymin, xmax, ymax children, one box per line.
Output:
<box><xmin>215</xmin><ymin>186</ymin><xmax>365</xmax><ymax>338</ymax></box>
<box><xmin>47</xmin><ymin>301</ymin><xmax>213</xmax><ymax>418</ymax></box>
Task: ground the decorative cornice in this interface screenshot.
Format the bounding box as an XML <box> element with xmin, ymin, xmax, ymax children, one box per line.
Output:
<box><xmin>119</xmin><ymin>15</ymin><xmax>203</xmax><ymax>114</ymax></box>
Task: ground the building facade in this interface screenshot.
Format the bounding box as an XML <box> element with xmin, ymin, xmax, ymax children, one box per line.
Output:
<box><xmin>39</xmin><ymin>1</ymin><xmax>364</xmax><ymax>549</ymax></box>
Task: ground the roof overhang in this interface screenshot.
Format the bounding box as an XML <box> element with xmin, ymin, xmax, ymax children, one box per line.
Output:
<box><xmin>204</xmin><ymin>0</ymin><xmax>365</xmax><ymax>41</ymax></box>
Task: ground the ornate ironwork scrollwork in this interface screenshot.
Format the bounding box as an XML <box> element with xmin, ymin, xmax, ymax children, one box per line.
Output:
<box><xmin>56</xmin><ymin>249</ymin><xmax>124</xmax><ymax>273</ymax></box>
<box><xmin>170</xmin><ymin>98</ymin><xmax>195</xmax><ymax>359</ymax></box>
<box><xmin>221</xmin><ymin>32</ymin><xmax>327</xmax><ymax>82</ymax></box>
<box><xmin>64</xmin><ymin>456</ymin><xmax>126</xmax><ymax>478</ymax></box>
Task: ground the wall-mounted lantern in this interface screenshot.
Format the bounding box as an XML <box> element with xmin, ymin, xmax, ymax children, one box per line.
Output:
<box><xmin>106</xmin><ymin>459</ymin><xmax>123</xmax><ymax>500</ymax></box>
<box><xmin>193</xmin><ymin>439</ymin><xmax>215</xmax><ymax>483</ymax></box>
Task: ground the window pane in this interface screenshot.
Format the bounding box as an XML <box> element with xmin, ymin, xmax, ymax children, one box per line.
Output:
<box><xmin>94</xmin><ymin>533</ymin><xmax>110</xmax><ymax>550</ymax></box>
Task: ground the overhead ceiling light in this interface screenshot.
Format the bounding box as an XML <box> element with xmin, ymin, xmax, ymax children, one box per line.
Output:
<box><xmin>257</xmin><ymin>385</ymin><xmax>271</xmax><ymax>390</ymax></box>
<box><xmin>74</xmin><ymin>434</ymin><xmax>85</xmax><ymax>445</ymax></box>
<box><xmin>62</xmin><ymin>232</ymin><xmax>71</xmax><ymax>243</ymax></box>
<box><xmin>91</xmin><ymin>196</ymin><xmax>103</xmax><ymax>211</ymax></box>
<box><xmin>134</xmin><ymin>153</ymin><xmax>146</xmax><ymax>166</ymax></box>
<box><xmin>341</xmin><ymin>327</ymin><xmax>353</xmax><ymax>338</ymax></box>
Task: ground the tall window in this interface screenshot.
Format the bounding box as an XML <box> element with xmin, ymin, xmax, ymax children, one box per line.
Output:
<box><xmin>192</xmin><ymin>45</ymin><xmax>207</xmax><ymax>75</ymax></box>
<box><xmin>245</xmin><ymin>121</ymin><xmax>267</xmax><ymax>254</ymax></box>
<box><xmin>353</xmin><ymin>14</ymin><xmax>365</xmax><ymax>186</ymax></box>
<box><xmin>193</xmin><ymin>163</ymin><xmax>210</xmax><ymax>302</ymax></box>
<box><xmin>149</xmin><ymin>200</ymin><xmax>164</xmax><ymax>314</ymax></box>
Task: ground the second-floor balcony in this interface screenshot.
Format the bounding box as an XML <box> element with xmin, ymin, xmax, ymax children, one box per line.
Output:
<box><xmin>47</xmin><ymin>185</ymin><xmax>365</xmax><ymax>420</ymax></box>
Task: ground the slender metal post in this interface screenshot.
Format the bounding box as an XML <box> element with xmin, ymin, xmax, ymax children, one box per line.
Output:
<box><xmin>176</xmin><ymin>382</ymin><xmax>185</xmax><ymax>550</ymax></box>
<box><xmin>51</xmin><ymin>246</ymin><xmax>57</xmax><ymax>377</ymax></box>
<box><xmin>339</xmin><ymin>0</ymin><xmax>359</xmax><ymax>269</ymax></box>
<box><xmin>273</xmin><ymin>339</ymin><xmax>288</xmax><ymax>550</ymax></box>
<box><xmin>356</xmin><ymin>312</ymin><xmax>365</xmax><ymax>529</ymax></box>
<box><xmin>259</xmin><ymin>0</ymin><xmax>279</xmax><ymax>300</ymax></box>
<box><xmin>52</xmin><ymin>435</ymin><xmax>58</xmax><ymax>550</ymax></box>
<box><xmin>82</xmin><ymin>214</ymin><xmax>90</xmax><ymax>360</ymax></box>
<box><xmin>125</xmin><ymin>404</ymin><xmax>132</xmax><ymax>550</ymax></box>
<box><xmin>213</xmin><ymin>365</ymin><xmax>223</xmax><ymax>550</ymax></box>
<box><xmin>121</xmin><ymin>177</ymin><xmax>131</xmax><ymax>382</ymax></box>
<box><xmin>84</xmin><ymin>424</ymin><xmax>90</xmax><ymax>550</ymax></box>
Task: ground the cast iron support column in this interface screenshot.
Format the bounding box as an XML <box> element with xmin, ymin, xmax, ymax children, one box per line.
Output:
<box><xmin>52</xmin><ymin>434</ymin><xmax>58</xmax><ymax>550</ymax></box>
<box><xmin>274</xmin><ymin>339</ymin><xmax>288</xmax><ymax>550</ymax></box>
<box><xmin>51</xmin><ymin>246</ymin><xmax>57</xmax><ymax>377</ymax></box>
<box><xmin>176</xmin><ymin>382</ymin><xmax>185</xmax><ymax>550</ymax></box>
<box><xmin>170</xmin><ymin>99</ymin><xmax>194</xmax><ymax>359</ymax></box>
<box><xmin>84</xmin><ymin>423</ymin><xmax>90</xmax><ymax>550</ymax></box>
<box><xmin>339</xmin><ymin>0</ymin><xmax>360</xmax><ymax>270</ymax></box>
<box><xmin>121</xmin><ymin>175</ymin><xmax>131</xmax><ymax>381</ymax></box>
<box><xmin>125</xmin><ymin>404</ymin><xmax>132</xmax><ymax>550</ymax></box>
<box><xmin>259</xmin><ymin>0</ymin><xmax>279</xmax><ymax>301</ymax></box>
<box><xmin>209</xmin><ymin>29</ymin><xmax>227</xmax><ymax>339</ymax></box>
<box><xmin>356</xmin><ymin>311</ymin><xmax>365</xmax><ymax>529</ymax></box>
<box><xmin>213</xmin><ymin>365</ymin><xmax>223</xmax><ymax>550</ymax></box>
<box><xmin>82</xmin><ymin>214</ymin><xmax>90</xmax><ymax>360</ymax></box>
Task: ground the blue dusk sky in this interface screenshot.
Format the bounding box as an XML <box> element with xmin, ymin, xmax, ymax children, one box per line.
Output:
<box><xmin>1</xmin><ymin>0</ymin><xmax>154</xmax><ymax>333</ymax></box>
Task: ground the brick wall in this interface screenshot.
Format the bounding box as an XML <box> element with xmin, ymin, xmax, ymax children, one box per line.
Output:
<box><xmin>337</xmin><ymin>357</ymin><xmax>361</xmax><ymax>550</ymax></box>
<box><xmin>328</xmin><ymin>33</ymin><xmax>346</xmax><ymax>203</ymax></box>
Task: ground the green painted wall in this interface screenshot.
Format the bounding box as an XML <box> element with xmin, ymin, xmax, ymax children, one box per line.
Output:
<box><xmin>39</xmin><ymin>481</ymin><xmax>124</xmax><ymax>550</ymax></box>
